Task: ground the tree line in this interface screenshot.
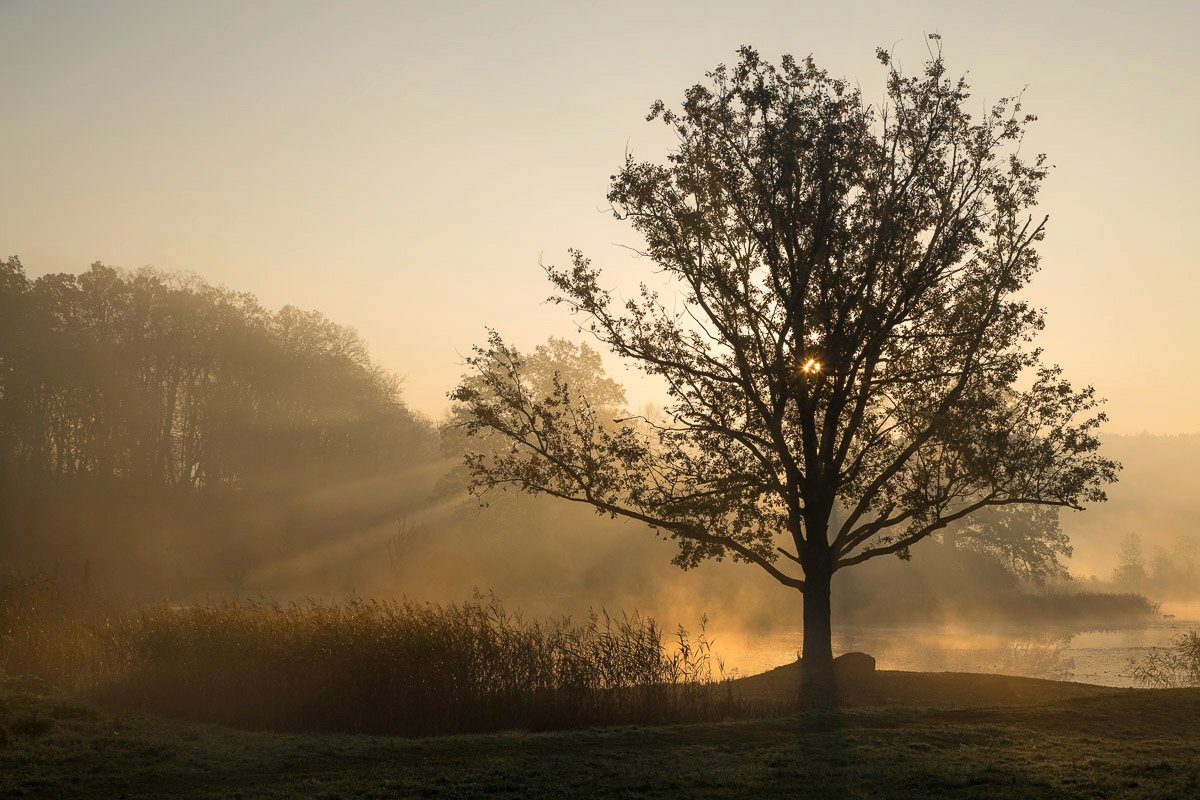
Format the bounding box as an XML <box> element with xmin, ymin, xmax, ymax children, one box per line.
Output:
<box><xmin>0</xmin><ymin>258</ymin><xmax>433</xmax><ymax>591</ymax></box>
<box><xmin>0</xmin><ymin>257</ymin><xmax>427</xmax><ymax>491</ymax></box>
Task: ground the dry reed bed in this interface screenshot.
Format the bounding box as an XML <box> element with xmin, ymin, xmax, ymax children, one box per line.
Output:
<box><xmin>1</xmin><ymin>572</ymin><xmax>744</xmax><ymax>735</ymax></box>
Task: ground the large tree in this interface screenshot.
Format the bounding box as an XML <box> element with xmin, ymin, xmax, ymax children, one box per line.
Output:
<box><xmin>451</xmin><ymin>41</ymin><xmax>1118</xmax><ymax>700</ymax></box>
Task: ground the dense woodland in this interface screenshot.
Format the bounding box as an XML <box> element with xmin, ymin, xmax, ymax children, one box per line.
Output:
<box><xmin>0</xmin><ymin>258</ymin><xmax>434</xmax><ymax>594</ymax></box>
<box><xmin>0</xmin><ymin>257</ymin><xmax>428</xmax><ymax>486</ymax></box>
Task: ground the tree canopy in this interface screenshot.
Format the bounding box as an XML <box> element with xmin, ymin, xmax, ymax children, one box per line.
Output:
<box><xmin>451</xmin><ymin>42</ymin><xmax>1119</xmax><ymax>683</ymax></box>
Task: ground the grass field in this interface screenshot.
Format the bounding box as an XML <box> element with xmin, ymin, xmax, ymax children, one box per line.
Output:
<box><xmin>3</xmin><ymin>671</ymin><xmax>1198</xmax><ymax>800</ymax></box>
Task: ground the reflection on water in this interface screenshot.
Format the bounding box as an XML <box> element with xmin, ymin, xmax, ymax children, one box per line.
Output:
<box><xmin>714</xmin><ymin>603</ymin><xmax>1200</xmax><ymax>687</ymax></box>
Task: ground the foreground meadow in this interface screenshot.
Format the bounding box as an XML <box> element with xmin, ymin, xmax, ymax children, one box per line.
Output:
<box><xmin>6</xmin><ymin>573</ymin><xmax>1199</xmax><ymax>798</ymax></box>
<box><xmin>2</xmin><ymin>673</ymin><xmax>1198</xmax><ymax>800</ymax></box>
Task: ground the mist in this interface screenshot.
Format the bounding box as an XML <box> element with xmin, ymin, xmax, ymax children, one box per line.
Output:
<box><xmin>3</xmin><ymin>258</ymin><xmax>1192</xmax><ymax>644</ymax></box>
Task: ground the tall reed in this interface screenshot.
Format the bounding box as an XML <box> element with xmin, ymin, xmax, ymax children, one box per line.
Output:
<box><xmin>1</xmin><ymin>572</ymin><xmax>743</xmax><ymax>735</ymax></box>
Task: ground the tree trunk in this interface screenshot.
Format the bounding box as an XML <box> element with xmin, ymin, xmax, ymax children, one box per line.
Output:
<box><xmin>801</xmin><ymin>567</ymin><xmax>837</xmax><ymax>707</ymax></box>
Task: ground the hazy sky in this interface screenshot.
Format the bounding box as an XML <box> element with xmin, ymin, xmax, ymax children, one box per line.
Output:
<box><xmin>2</xmin><ymin>1</ymin><xmax>1197</xmax><ymax>433</ymax></box>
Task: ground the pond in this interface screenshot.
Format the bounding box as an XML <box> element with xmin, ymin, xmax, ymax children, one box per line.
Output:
<box><xmin>714</xmin><ymin>601</ymin><xmax>1200</xmax><ymax>687</ymax></box>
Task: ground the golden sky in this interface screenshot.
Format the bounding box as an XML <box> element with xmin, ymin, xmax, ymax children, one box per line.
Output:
<box><xmin>2</xmin><ymin>1</ymin><xmax>1196</xmax><ymax>433</ymax></box>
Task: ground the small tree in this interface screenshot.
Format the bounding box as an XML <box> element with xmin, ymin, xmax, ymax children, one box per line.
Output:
<box><xmin>950</xmin><ymin>505</ymin><xmax>1072</xmax><ymax>585</ymax></box>
<box><xmin>451</xmin><ymin>41</ymin><xmax>1118</xmax><ymax>702</ymax></box>
<box><xmin>1113</xmin><ymin>532</ymin><xmax>1148</xmax><ymax>589</ymax></box>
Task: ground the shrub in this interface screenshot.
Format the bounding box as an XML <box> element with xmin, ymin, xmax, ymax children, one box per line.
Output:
<box><xmin>1127</xmin><ymin>630</ymin><xmax>1200</xmax><ymax>688</ymax></box>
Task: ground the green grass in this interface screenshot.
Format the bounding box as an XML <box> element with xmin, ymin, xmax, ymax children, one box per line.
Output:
<box><xmin>3</xmin><ymin>673</ymin><xmax>1199</xmax><ymax>799</ymax></box>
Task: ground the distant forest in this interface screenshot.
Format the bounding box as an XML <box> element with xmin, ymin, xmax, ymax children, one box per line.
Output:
<box><xmin>0</xmin><ymin>258</ymin><xmax>435</xmax><ymax>594</ymax></box>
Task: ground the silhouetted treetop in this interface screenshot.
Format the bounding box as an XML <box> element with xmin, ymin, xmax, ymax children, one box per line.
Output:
<box><xmin>452</xmin><ymin>41</ymin><xmax>1120</xmax><ymax>692</ymax></box>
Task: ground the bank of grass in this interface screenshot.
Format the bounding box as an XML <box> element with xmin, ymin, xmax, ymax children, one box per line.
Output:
<box><xmin>733</xmin><ymin>661</ymin><xmax>1119</xmax><ymax>708</ymax></box>
<box><xmin>985</xmin><ymin>588</ymin><xmax>1161</xmax><ymax>625</ymax></box>
<box><xmin>1</xmin><ymin>672</ymin><xmax>1197</xmax><ymax>800</ymax></box>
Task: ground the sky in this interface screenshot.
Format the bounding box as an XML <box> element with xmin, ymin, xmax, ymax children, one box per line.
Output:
<box><xmin>2</xmin><ymin>0</ymin><xmax>1197</xmax><ymax>433</ymax></box>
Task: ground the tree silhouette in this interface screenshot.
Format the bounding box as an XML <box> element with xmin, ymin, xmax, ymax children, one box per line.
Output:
<box><xmin>452</xmin><ymin>42</ymin><xmax>1119</xmax><ymax>702</ymax></box>
<box><xmin>949</xmin><ymin>505</ymin><xmax>1072</xmax><ymax>585</ymax></box>
<box><xmin>1113</xmin><ymin>532</ymin><xmax>1147</xmax><ymax>589</ymax></box>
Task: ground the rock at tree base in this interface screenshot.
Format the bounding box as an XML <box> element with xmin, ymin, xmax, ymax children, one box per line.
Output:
<box><xmin>833</xmin><ymin>652</ymin><xmax>876</xmax><ymax>683</ymax></box>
